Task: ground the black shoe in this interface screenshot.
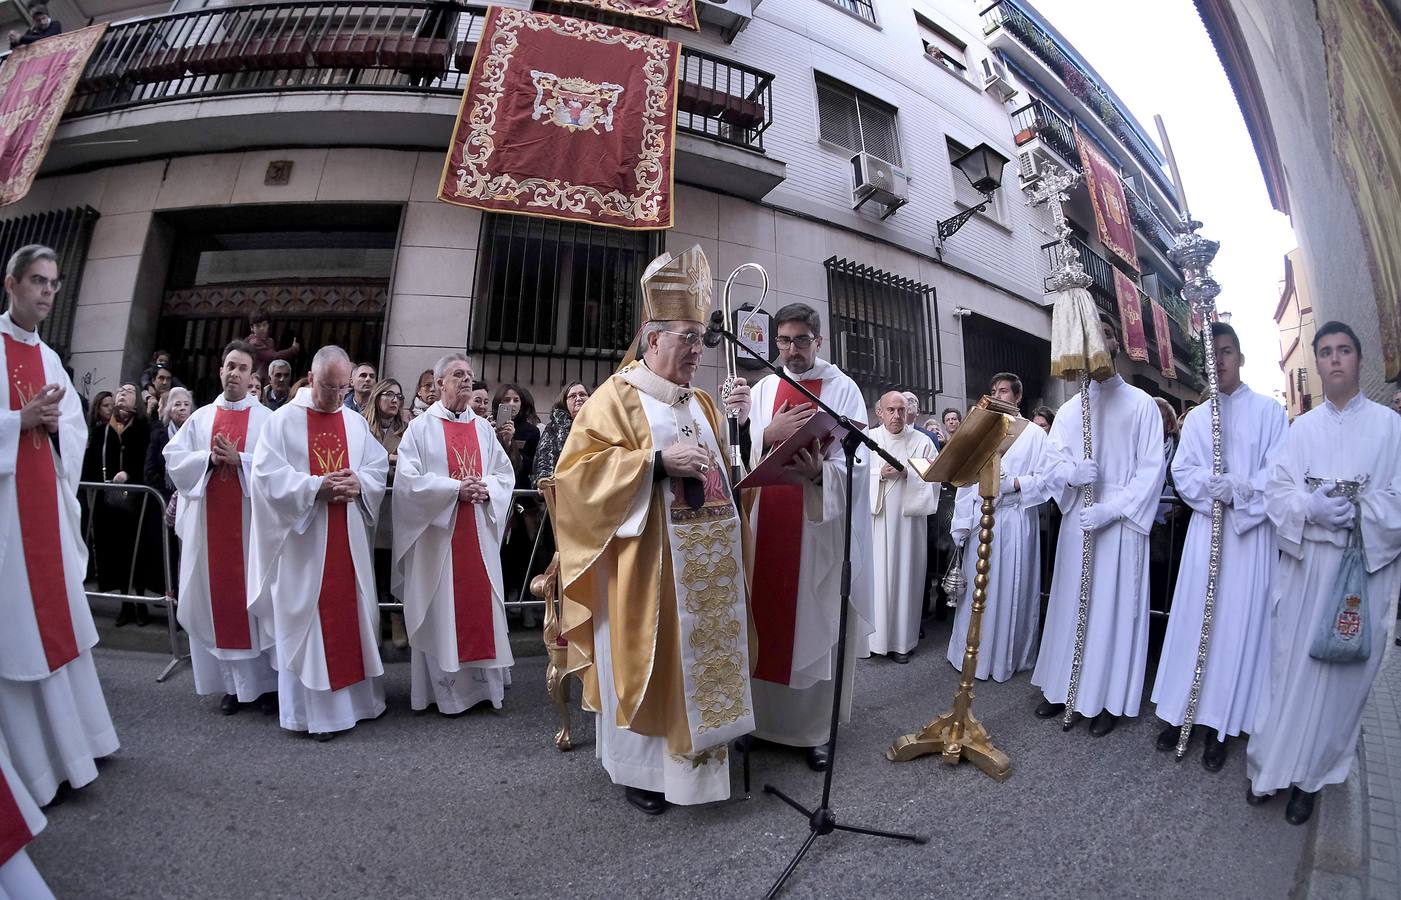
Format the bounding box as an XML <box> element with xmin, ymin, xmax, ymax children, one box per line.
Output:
<box><xmin>1246</xmin><ymin>786</ymin><xmax>1273</xmax><ymax>806</ymax></box>
<box><xmin>1035</xmin><ymin>700</ymin><xmax>1065</xmax><ymax>719</ymax></box>
<box><xmin>1285</xmin><ymin>787</ymin><xmax>1317</xmax><ymax>825</ymax></box>
<box><xmin>1202</xmin><ymin>732</ymin><xmax>1228</xmax><ymax>772</ymax></box>
<box><xmin>806</xmin><ymin>743</ymin><xmax>830</xmax><ymax>772</ymax></box>
<box><xmin>43</xmin><ymin>782</ymin><xmax>72</xmax><ymax>808</ymax></box>
<box><xmin>1088</xmin><ymin>711</ymin><xmax>1118</xmax><ymax>737</ymax></box>
<box><xmin>134</xmin><ymin>603</ymin><xmax>150</xmax><ymax>627</ymax></box>
<box><xmin>311</xmin><ymin>731</ymin><xmax>335</xmax><ymax>743</ymax></box>
<box><xmin>919</xmin><ymin>627</ymin><xmax>926</xmax><ymax>640</ymax></box>
<box><xmin>1155</xmin><ymin>724</ymin><xmax>1180</xmax><ymax>752</ymax></box>
<box><xmin>114</xmin><ymin>602</ymin><xmax>136</xmax><ymax>627</ymax></box>
<box><xmin>258</xmin><ymin>693</ymin><xmax>278</xmax><ymax>715</ymax></box>
<box><xmin>889</xmin><ymin>652</ymin><xmax>910</xmax><ymax>664</ymax></box>
<box><xmin>220</xmin><ymin>694</ymin><xmax>239</xmax><ymax>716</ymax></box>
<box><xmin>625</xmin><ymin>786</ymin><xmax>668</xmax><ymax>815</ymax></box>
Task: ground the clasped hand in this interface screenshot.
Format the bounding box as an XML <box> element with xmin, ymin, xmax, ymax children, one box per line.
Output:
<box><xmin>19</xmin><ymin>383</ymin><xmax>63</xmax><ymax>433</ymax></box>
<box><xmin>1305</xmin><ymin>483</ymin><xmax>1354</xmax><ymax>530</ymax></box>
<box><xmin>210</xmin><ymin>434</ymin><xmax>241</xmax><ymax>467</ymax></box>
<box><xmin>662</xmin><ymin>443</ymin><xmax>711</xmax><ymax>480</ymax></box>
<box><xmin>317</xmin><ymin>469</ymin><xmax>361</xmax><ymax>504</ymax></box>
<box><xmin>458</xmin><ymin>475</ymin><xmax>490</xmax><ymax>504</ymax></box>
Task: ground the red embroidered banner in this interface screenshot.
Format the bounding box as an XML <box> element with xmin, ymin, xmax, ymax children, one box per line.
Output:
<box><xmin>1151</xmin><ymin>299</ymin><xmax>1176</xmax><ymax>379</ymax></box>
<box><xmin>751</xmin><ymin>378</ymin><xmax>823</xmax><ymax>686</ymax></box>
<box><xmin>206</xmin><ymin>407</ymin><xmax>252</xmax><ymax>650</ymax></box>
<box><xmin>438</xmin><ymin>7</ymin><xmax>679</xmax><ymax>230</ymax></box>
<box><xmin>1074</xmin><ymin>127</ymin><xmax>1138</xmax><ymax>273</ymax></box>
<box><xmin>556</xmin><ymin>0</ymin><xmax>698</xmax><ymax>30</ymax></box>
<box><xmin>442</xmin><ymin>419</ymin><xmax>496</xmax><ymax>663</ymax></box>
<box><xmin>1111</xmin><ymin>267</ymin><xmax>1150</xmax><ymax>364</ymax></box>
<box><xmin>0</xmin><ymin>24</ymin><xmax>107</xmax><ymax>207</ymax></box>
<box><xmin>307</xmin><ymin>410</ymin><xmax>365</xmax><ymax>692</ymax></box>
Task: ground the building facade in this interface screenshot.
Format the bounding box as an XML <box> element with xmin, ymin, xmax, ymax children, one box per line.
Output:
<box><xmin>2</xmin><ymin>0</ymin><xmax>1198</xmax><ymax>417</ymax></box>
<box><xmin>1274</xmin><ymin>248</ymin><xmax>1318</xmax><ymax>419</ymax></box>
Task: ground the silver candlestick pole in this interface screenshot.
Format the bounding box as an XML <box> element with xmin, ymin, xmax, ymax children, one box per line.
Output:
<box><xmin>1167</xmin><ymin>215</ymin><xmax>1222</xmax><ymax>759</ymax></box>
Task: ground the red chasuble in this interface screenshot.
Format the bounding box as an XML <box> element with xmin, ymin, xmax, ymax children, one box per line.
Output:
<box><xmin>5</xmin><ymin>334</ymin><xmax>77</xmax><ymax>672</ymax></box>
<box><xmin>0</xmin><ymin>772</ymin><xmax>33</xmax><ymax>867</ymax></box>
<box><xmin>205</xmin><ymin>407</ymin><xmax>252</xmax><ymax>650</ymax></box>
<box><xmin>751</xmin><ymin>378</ymin><xmax>823</xmax><ymax>685</ymax></box>
<box><xmin>306</xmin><ymin>410</ymin><xmax>365</xmax><ymax>691</ymax></box>
<box><xmin>442</xmin><ymin>419</ymin><xmax>495</xmax><ymax>663</ymax></box>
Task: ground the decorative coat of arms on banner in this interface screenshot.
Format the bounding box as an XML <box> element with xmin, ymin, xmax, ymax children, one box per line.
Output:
<box><xmin>1074</xmin><ymin>127</ymin><xmax>1139</xmax><ymax>274</ymax></box>
<box><xmin>555</xmin><ymin>0</ymin><xmax>699</xmax><ymax>30</ymax></box>
<box><xmin>0</xmin><ymin>24</ymin><xmax>108</xmax><ymax>207</ymax></box>
<box><xmin>1111</xmin><ymin>267</ymin><xmax>1150</xmax><ymax>363</ymax></box>
<box><xmin>438</xmin><ymin>7</ymin><xmax>680</xmax><ymax>230</ymax></box>
<box><xmin>1150</xmin><ymin>299</ymin><xmax>1176</xmax><ymax>379</ymax></box>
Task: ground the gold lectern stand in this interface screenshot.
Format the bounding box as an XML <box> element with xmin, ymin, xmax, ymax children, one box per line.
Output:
<box><xmin>887</xmin><ymin>397</ymin><xmax>1024</xmax><ymax>782</ymax></box>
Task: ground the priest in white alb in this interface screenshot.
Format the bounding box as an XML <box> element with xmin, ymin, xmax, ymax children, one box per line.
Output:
<box><xmin>1246</xmin><ymin>322</ymin><xmax>1401</xmax><ymax>826</ymax></box>
<box><xmin>946</xmin><ymin>372</ymin><xmax>1050</xmax><ymax>682</ymax></box>
<box><xmin>165</xmin><ymin>340</ymin><xmax>279</xmax><ymax>716</ymax></box>
<box><xmin>0</xmin><ymin>245</ymin><xmax>118</xmax><ymax>806</ymax></box>
<box><xmin>1032</xmin><ymin>317</ymin><xmax>1165</xmax><ymax>737</ymax></box>
<box><xmin>1151</xmin><ymin>323</ymin><xmax>1287</xmax><ymax>770</ymax></box>
<box><xmin>393</xmin><ymin>353</ymin><xmax>515</xmax><ymax>715</ymax></box>
<box><xmin>864</xmin><ymin>391</ymin><xmax>938</xmax><ymax>663</ymax></box>
<box><xmin>744</xmin><ymin>302</ymin><xmax>871</xmax><ymax>771</ymax></box>
<box><xmin>250</xmin><ymin>345</ymin><xmax>389</xmax><ymax>741</ymax></box>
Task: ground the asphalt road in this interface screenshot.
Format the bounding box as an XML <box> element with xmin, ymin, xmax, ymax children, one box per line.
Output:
<box><xmin>31</xmin><ymin>618</ymin><xmax>1309</xmax><ymax>900</ymax></box>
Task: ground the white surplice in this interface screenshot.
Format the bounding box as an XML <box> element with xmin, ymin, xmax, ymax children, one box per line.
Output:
<box><xmin>1247</xmin><ymin>394</ymin><xmax>1401</xmax><ymax>794</ymax></box>
<box><xmin>392</xmin><ymin>402</ymin><xmax>515</xmax><ymax>714</ymax></box>
<box><xmin>745</xmin><ymin>359</ymin><xmax>873</xmax><ymax>747</ymax></box>
<box><xmin>863</xmin><ymin>424</ymin><xmax>938</xmax><ymax>657</ymax></box>
<box><xmin>249</xmin><ymin>389</ymin><xmax>389</xmax><ymax>734</ymax></box>
<box><xmin>946</xmin><ymin>422</ymin><xmax>1051</xmax><ymax>682</ymax></box>
<box><xmin>1151</xmin><ymin>384</ymin><xmax>1287</xmax><ymax>737</ymax></box>
<box><xmin>0</xmin><ymin>735</ymin><xmax>53</xmax><ymax>900</ymax></box>
<box><xmin>1032</xmin><ymin>374</ymin><xmax>1165</xmax><ymax>718</ymax></box>
<box><xmin>165</xmin><ymin>394</ymin><xmax>279</xmax><ymax>703</ymax></box>
<box><xmin>0</xmin><ymin>312</ymin><xmax>117</xmax><ymax>806</ymax></box>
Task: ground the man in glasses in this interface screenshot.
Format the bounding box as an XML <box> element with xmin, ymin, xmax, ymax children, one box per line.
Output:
<box><xmin>552</xmin><ymin>246</ymin><xmax>754</xmax><ymax>816</ymax></box>
<box><xmin>742</xmin><ymin>302</ymin><xmax>873</xmax><ymax>770</ymax></box>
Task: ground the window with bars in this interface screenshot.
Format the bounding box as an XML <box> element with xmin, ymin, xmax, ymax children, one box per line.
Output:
<box><xmin>470</xmin><ymin>213</ymin><xmax>659</xmax><ymax>387</ymax></box>
<box><xmin>823</xmin><ymin>0</ymin><xmax>876</xmax><ymax>24</ymax></box>
<box><xmin>815</xmin><ymin>74</ymin><xmax>902</xmax><ymax>166</ymax></box>
<box><xmin>0</xmin><ymin>206</ymin><xmax>100</xmax><ymax>360</ymax></box>
<box><xmin>825</xmin><ymin>256</ymin><xmax>940</xmax><ymax>408</ymax></box>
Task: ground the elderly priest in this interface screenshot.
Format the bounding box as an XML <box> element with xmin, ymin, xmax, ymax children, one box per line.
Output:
<box><xmin>553</xmin><ymin>245</ymin><xmax>755</xmax><ymax>816</ymax></box>
<box><xmin>393</xmin><ymin>352</ymin><xmax>515</xmax><ymax>715</ymax></box>
<box><xmin>250</xmin><ymin>345</ymin><xmax>389</xmax><ymax>741</ymax></box>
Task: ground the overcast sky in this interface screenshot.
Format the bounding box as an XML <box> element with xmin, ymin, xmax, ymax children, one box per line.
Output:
<box><xmin>1029</xmin><ymin>0</ymin><xmax>1297</xmax><ymax>397</ymax></box>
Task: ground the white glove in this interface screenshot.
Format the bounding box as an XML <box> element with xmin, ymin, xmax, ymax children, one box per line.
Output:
<box><xmin>951</xmin><ymin>528</ymin><xmax>970</xmax><ymax>548</ymax></box>
<box><xmin>1206</xmin><ymin>474</ymin><xmax>1234</xmax><ymax>503</ymax></box>
<box><xmin>1305</xmin><ymin>486</ymin><xmax>1354</xmax><ymax>530</ymax></box>
<box><xmin>1079</xmin><ymin>502</ymin><xmax>1119</xmax><ymax>532</ymax></box>
<box><xmin>1231</xmin><ymin>474</ymin><xmax>1256</xmax><ymax>503</ymax></box>
<box><xmin>999</xmin><ymin>476</ymin><xmax>1019</xmax><ymax>496</ymax></box>
<box><xmin>1066</xmin><ymin>458</ymin><xmax>1098</xmax><ymax>488</ymax></box>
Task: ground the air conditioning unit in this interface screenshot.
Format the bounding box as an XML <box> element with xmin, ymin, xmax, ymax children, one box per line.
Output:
<box><xmin>980</xmin><ymin>57</ymin><xmax>1018</xmax><ymax>102</ymax></box>
<box><xmin>1017</xmin><ymin>149</ymin><xmax>1043</xmax><ymax>185</ymax></box>
<box><xmin>851</xmin><ymin>152</ymin><xmax>909</xmax><ymax>217</ymax></box>
<box><xmin>696</xmin><ymin>0</ymin><xmax>758</xmax><ymax>43</ymax></box>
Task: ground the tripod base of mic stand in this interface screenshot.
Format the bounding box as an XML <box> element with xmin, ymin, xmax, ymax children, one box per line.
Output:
<box><xmin>887</xmin><ymin>710</ymin><xmax>1011</xmax><ymax>782</ymax></box>
<box><xmin>761</xmin><ymin>784</ymin><xmax>927</xmax><ymax>899</ymax></box>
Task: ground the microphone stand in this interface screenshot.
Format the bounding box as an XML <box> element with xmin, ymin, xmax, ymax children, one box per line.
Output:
<box><xmin>709</xmin><ymin>315</ymin><xmax>928</xmax><ymax>899</ymax></box>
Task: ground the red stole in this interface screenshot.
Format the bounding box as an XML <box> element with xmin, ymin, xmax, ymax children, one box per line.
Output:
<box><xmin>0</xmin><ymin>772</ymin><xmax>32</xmax><ymax>867</ymax></box>
<box><xmin>306</xmin><ymin>410</ymin><xmax>365</xmax><ymax>691</ymax></box>
<box><xmin>751</xmin><ymin>377</ymin><xmax>823</xmax><ymax>685</ymax></box>
<box><xmin>442</xmin><ymin>418</ymin><xmax>496</xmax><ymax>663</ymax></box>
<box><xmin>4</xmin><ymin>335</ymin><xmax>77</xmax><ymax>672</ymax></box>
<box><xmin>205</xmin><ymin>407</ymin><xmax>252</xmax><ymax>650</ymax></box>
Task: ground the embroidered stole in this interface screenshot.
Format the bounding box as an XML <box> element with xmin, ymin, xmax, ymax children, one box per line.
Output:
<box><xmin>307</xmin><ymin>410</ymin><xmax>365</xmax><ymax>691</ymax></box>
<box><xmin>206</xmin><ymin>407</ymin><xmax>252</xmax><ymax>650</ymax></box>
<box><xmin>0</xmin><ymin>772</ymin><xmax>32</xmax><ymax>868</ymax></box>
<box><xmin>442</xmin><ymin>419</ymin><xmax>495</xmax><ymax>663</ymax></box>
<box><xmin>5</xmin><ymin>335</ymin><xmax>76</xmax><ymax>672</ymax></box>
<box><xmin>751</xmin><ymin>378</ymin><xmax>823</xmax><ymax>685</ymax></box>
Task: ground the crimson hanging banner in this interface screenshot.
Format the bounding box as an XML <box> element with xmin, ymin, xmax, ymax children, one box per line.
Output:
<box><xmin>1074</xmin><ymin>127</ymin><xmax>1138</xmax><ymax>273</ymax></box>
<box><xmin>1111</xmin><ymin>267</ymin><xmax>1150</xmax><ymax>364</ymax></box>
<box><xmin>0</xmin><ymin>24</ymin><xmax>107</xmax><ymax>207</ymax></box>
<box><xmin>438</xmin><ymin>7</ymin><xmax>679</xmax><ymax>231</ymax></box>
<box><xmin>1151</xmin><ymin>299</ymin><xmax>1176</xmax><ymax>379</ymax></box>
<box><xmin>556</xmin><ymin>0</ymin><xmax>699</xmax><ymax>30</ymax></box>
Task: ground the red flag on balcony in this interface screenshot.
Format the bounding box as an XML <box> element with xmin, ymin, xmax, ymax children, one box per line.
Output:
<box><xmin>437</xmin><ymin>7</ymin><xmax>679</xmax><ymax>231</ymax></box>
<box><xmin>557</xmin><ymin>0</ymin><xmax>699</xmax><ymax>30</ymax></box>
<box><xmin>0</xmin><ymin>24</ymin><xmax>107</xmax><ymax>207</ymax></box>
<box><xmin>1150</xmin><ymin>299</ymin><xmax>1176</xmax><ymax>379</ymax></box>
<box><xmin>1074</xmin><ymin>127</ymin><xmax>1139</xmax><ymax>274</ymax></box>
<box><xmin>1111</xmin><ymin>267</ymin><xmax>1150</xmax><ymax>364</ymax></box>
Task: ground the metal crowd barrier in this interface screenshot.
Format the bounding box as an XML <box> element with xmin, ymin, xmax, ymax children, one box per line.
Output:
<box><xmin>79</xmin><ymin>481</ymin><xmax>188</xmax><ymax>683</ymax></box>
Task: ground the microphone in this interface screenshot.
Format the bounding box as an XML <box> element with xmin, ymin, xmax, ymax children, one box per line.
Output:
<box><xmin>703</xmin><ymin>308</ymin><xmax>725</xmax><ymax>349</ymax></box>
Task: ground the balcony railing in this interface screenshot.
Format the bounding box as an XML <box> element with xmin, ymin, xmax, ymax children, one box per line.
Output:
<box><xmin>50</xmin><ymin>1</ymin><xmax>773</xmax><ymax>152</ymax></box>
<box><xmin>1011</xmin><ymin>97</ymin><xmax>1075</xmax><ymax>165</ymax></box>
<box><xmin>1043</xmin><ymin>234</ymin><xmax>1116</xmax><ymax>315</ymax></box>
<box><xmin>982</xmin><ymin>0</ymin><xmax>1176</xmax><ymax>202</ymax></box>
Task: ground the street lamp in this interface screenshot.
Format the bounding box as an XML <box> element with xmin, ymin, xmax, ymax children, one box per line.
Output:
<box><xmin>936</xmin><ymin>142</ymin><xmax>1012</xmax><ymax>251</ymax></box>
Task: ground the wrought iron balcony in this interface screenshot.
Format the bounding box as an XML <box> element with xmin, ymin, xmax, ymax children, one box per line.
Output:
<box><xmin>1042</xmin><ymin>234</ymin><xmax>1116</xmax><ymax>316</ymax></box>
<box><xmin>50</xmin><ymin>1</ymin><xmax>773</xmax><ymax>152</ymax></box>
<box><xmin>1011</xmin><ymin>97</ymin><xmax>1075</xmax><ymax>166</ymax></box>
